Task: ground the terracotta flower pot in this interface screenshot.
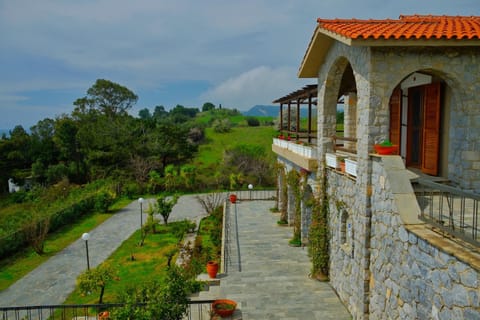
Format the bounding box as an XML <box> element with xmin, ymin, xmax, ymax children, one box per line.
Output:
<box><xmin>229</xmin><ymin>194</ymin><xmax>237</xmax><ymax>204</ymax></box>
<box><xmin>212</xmin><ymin>299</ymin><xmax>237</xmax><ymax>317</ymax></box>
<box><xmin>374</xmin><ymin>144</ymin><xmax>398</xmax><ymax>155</ymax></box>
<box><xmin>207</xmin><ymin>261</ymin><xmax>219</xmax><ymax>278</ymax></box>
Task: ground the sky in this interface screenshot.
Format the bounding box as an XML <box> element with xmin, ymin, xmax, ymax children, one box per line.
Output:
<box><xmin>1</xmin><ymin>0</ymin><xmax>479</xmax><ymax>130</ymax></box>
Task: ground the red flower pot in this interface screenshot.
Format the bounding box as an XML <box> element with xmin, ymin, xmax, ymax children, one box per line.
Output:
<box><xmin>212</xmin><ymin>299</ymin><xmax>237</xmax><ymax>317</ymax></box>
<box><xmin>374</xmin><ymin>144</ymin><xmax>399</xmax><ymax>155</ymax></box>
<box><xmin>207</xmin><ymin>261</ymin><xmax>219</xmax><ymax>278</ymax></box>
<box><xmin>229</xmin><ymin>194</ymin><xmax>237</xmax><ymax>204</ymax></box>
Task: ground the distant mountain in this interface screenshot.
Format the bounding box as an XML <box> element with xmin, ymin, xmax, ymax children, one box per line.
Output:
<box><xmin>243</xmin><ymin>105</ymin><xmax>279</xmax><ymax>117</ymax></box>
<box><xmin>243</xmin><ymin>105</ymin><xmax>314</xmax><ymax>117</ymax></box>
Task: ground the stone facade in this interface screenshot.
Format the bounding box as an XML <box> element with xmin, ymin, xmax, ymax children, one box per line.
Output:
<box><xmin>274</xmin><ymin>35</ymin><xmax>480</xmax><ymax>319</ymax></box>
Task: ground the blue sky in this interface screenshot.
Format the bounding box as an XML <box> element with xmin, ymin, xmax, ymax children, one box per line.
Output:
<box><xmin>1</xmin><ymin>0</ymin><xmax>479</xmax><ymax>130</ymax></box>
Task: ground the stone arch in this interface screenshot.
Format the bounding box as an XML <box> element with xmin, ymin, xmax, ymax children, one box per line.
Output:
<box><xmin>386</xmin><ymin>67</ymin><xmax>463</xmax><ymax>179</ymax></box>
<box><xmin>319</xmin><ymin>55</ymin><xmax>358</xmax><ymax>154</ymax></box>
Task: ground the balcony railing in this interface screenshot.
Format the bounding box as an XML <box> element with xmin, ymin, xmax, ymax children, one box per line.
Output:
<box><xmin>273</xmin><ymin>138</ymin><xmax>317</xmax><ymax>159</ymax></box>
<box><xmin>415</xmin><ymin>179</ymin><xmax>479</xmax><ymax>246</ymax></box>
<box><xmin>332</xmin><ymin>135</ymin><xmax>357</xmax><ymax>155</ymax></box>
<box><xmin>0</xmin><ymin>300</ymin><xmax>216</xmax><ymax>320</ymax></box>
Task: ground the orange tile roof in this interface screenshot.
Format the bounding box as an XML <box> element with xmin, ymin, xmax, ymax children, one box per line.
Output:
<box><xmin>317</xmin><ymin>15</ymin><xmax>480</xmax><ymax>40</ymax></box>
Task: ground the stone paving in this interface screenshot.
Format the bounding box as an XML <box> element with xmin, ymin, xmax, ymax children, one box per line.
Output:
<box><xmin>219</xmin><ymin>200</ymin><xmax>351</xmax><ymax>320</ymax></box>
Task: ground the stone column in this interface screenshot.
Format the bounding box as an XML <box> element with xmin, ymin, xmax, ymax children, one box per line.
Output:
<box><xmin>344</xmin><ymin>92</ymin><xmax>357</xmax><ymax>151</ymax></box>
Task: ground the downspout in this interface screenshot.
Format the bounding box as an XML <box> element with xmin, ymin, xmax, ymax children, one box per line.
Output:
<box><xmin>364</xmin><ymin>156</ymin><xmax>373</xmax><ymax>318</ymax></box>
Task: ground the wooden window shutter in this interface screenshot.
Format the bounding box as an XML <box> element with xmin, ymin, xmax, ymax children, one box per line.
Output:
<box><xmin>389</xmin><ymin>87</ymin><xmax>401</xmax><ymax>154</ymax></box>
<box><xmin>421</xmin><ymin>82</ymin><xmax>441</xmax><ymax>175</ymax></box>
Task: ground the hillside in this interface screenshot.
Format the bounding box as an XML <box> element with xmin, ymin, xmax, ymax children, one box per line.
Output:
<box><xmin>243</xmin><ymin>105</ymin><xmax>278</xmax><ymax>117</ymax></box>
<box><xmin>243</xmin><ymin>105</ymin><xmax>318</xmax><ymax>117</ymax></box>
<box><xmin>193</xmin><ymin>124</ymin><xmax>277</xmax><ymax>188</ymax></box>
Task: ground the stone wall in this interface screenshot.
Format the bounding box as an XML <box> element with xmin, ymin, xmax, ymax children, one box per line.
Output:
<box><xmin>327</xmin><ymin>170</ymin><xmax>368</xmax><ymax>317</ymax></box>
<box><xmin>368</xmin><ymin>157</ymin><xmax>479</xmax><ymax>319</ymax></box>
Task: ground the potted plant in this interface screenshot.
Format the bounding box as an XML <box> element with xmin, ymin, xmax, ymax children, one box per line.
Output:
<box><xmin>374</xmin><ymin>139</ymin><xmax>398</xmax><ymax>155</ymax></box>
<box><xmin>338</xmin><ymin>157</ymin><xmax>346</xmax><ymax>173</ymax></box>
<box><xmin>212</xmin><ymin>299</ymin><xmax>237</xmax><ymax>317</ymax></box>
<box><xmin>206</xmin><ymin>260</ymin><xmax>219</xmax><ymax>278</ymax></box>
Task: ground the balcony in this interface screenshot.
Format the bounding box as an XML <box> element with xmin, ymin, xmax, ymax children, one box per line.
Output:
<box><xmin>272</xmin><ymin>138</ymin><xmax>318</xmax><ymax>172</ymax></box>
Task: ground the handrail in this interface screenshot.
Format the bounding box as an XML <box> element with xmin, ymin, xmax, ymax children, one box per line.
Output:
<box><xmin>0</xmin><ymin>300</ymin><xmax>216</xmax><ymax>320</ymax></box>
<box><xmin>332</xmin><ymin>135</ymin><xmax>357</xmax><ymax>155</ymax></box>
<box><xmin>415</xmin><ymin>179</ymin><xmax>479</xmax><ymax>246</ymax></box>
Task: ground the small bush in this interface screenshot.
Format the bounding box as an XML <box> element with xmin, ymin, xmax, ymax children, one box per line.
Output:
<box><xmin>212</xmin><ymin>118</ymin><xmax>232</xmax><ymax>133</ymax></box>
<box><xmin>245</xmin><ymin>116</ymin><xmax>260</xmax><ymax>127</ymax></box>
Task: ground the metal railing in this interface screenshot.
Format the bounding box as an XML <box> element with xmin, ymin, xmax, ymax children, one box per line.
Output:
<box><xmin>231</xmin><ymin>189</ymin><xmax>276</xmax><ymax>201</ymax></box>
<box><xmin>415</xmin><ymin>179</ymin><xmax>479</xmax><ymax>246</ymax></box>
<box><xmin>0</xmin><ymin>300</ymin><xmax>215</xmax><ymax>320</ymax></box>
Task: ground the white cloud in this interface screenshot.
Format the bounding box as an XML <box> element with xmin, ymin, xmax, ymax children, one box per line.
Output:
<box><xmin>201</xmin><ymin>66</ymin><xmax>309</xmax><ymax>110</ymax></box>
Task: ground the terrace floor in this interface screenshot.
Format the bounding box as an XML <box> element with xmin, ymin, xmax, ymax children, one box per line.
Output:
<box><xmin>217</xmin><ymin>200</ymin><xmax>351</xmax><ymax>319</ymax></box>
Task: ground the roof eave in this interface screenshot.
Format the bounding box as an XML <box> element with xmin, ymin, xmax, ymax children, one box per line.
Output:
<box><xmin>298</xmin><ymin>26</ymin><xmax>480</xmax><ymax>78</ymax></box>
<box><xmin>351</xmin><ymin>38</ymin><xmax>480</xmax><ymax>47</ymax></box>
<box><xmin>298</xmin><ymin>28</ymin><xmax>337</xmax><ymax>78</ymax></box>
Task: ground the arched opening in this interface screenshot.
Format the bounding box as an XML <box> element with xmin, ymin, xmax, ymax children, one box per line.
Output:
<box><xmin>389</xmin><ymin>71</ymin><xmax>450</xmax><ymax>177</ymax></box>
<box><xmin>322</xmin><ymin>57</ymin><xmax>358</xmax><ymax>154</ymax></box>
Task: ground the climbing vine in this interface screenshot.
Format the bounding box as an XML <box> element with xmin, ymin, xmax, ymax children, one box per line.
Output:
<box><xmin>308</xmin><ymin>167</ymin><xmax>330</xmax><ymax>279</ymax></box>
<box><xmin>287</xmin><ymin>169</ymin><xmax>302</xmax><ymax>245</ymax></box>
<box><xmin>277</xmin><ymin>164</ymin><xmax>288</xmax><ymax>224</ymax></box>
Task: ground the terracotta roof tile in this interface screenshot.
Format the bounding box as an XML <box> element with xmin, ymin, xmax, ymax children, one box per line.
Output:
<box><xmin>317</xmin><ymin>15</ymin><xmax>480</xmax><ymax>40</ymax></box>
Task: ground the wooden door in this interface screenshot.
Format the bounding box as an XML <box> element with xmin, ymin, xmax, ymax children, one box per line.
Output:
<box><xmin>407</xmin><ymin>86</ymin><xmax>424</xmax><ymax>167</ymax></box>
<box><xmin>421</xmin><ymin>83</ymin><xmax>441</xmax><ymax>175</ymax></box>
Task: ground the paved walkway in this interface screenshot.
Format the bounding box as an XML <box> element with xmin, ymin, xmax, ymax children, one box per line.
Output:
<box><xmin>220</xmin><ymin>200</ymin><xmax>351</xmax><ymax>320</ymax></box>
<box><xmin>0</xmin><ymin>195</ymin><xmax>207</xmax><ymax>308</ymax></box>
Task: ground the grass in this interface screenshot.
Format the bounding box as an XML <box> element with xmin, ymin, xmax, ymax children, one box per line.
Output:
<box><xmin>0</xmin><ymin>211</ymin><xmax>113</xmax><ymax>291</ymax></box>
<box><xmin>194</xmin><ymin>126</ymin><xmax>277</xmax><ymax>169</ymax></box>
<box><xmin>63</xmin><ymin>223</ymin><xmax>182</xmax><ymax>305</ymax></box>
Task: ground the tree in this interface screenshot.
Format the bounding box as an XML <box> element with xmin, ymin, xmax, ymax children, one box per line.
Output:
<box><xmin>77</xmin><ymin>263</ymin><xmax>117</xmax><ymax>304</ymax></box>
<box><xmin>148</xmin><ymin>122</ymin><xmax>197</xmax><ymax>169</ymax></box>
<box><xmin>138</xmin><ymin>108</ymin><xmax>151</xmax><ymax>120</ymax></box>
<box><xmin>112</xmin><ymin>266</ymin><xmax>196</xmax><ymax>320</ymax></box>
<box><xmin>53</xmin><ymin>117</ymin><xmax>85</xmax><ymax>183</ymax></box>
<box><xmin>73</xmin><ymin>79</ymin><xmax>138</xmax><ymax>118</ymax></box>
<box><xmin>202</xmin><ymin>102</ymin><xmax>215</xmax><ymax>112</ymax></box>
<box><xmin>155</xmin><ymin>194</ymin><xmax>179</xmax><ymax>225</ymax></box>
<box><xmin>152</xmin><ymin>105</ymin><xmax>168</xmax><ymax>120</ymax></box>
<box><xmin>24</xmin><ymin>211</ymin><xmax>50</xmax><ymax>255</ymax></box>
<box><xmin>223</xmin><ymin>144</ymin><xmax>273</xmax><ymax>186</ymax></box>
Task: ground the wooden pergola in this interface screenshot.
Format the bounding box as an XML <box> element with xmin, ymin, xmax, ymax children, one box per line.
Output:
<box><xmin>273</xmin><ymin>84</ymin><xmax>317</xmax><ymax>144</ymax></box>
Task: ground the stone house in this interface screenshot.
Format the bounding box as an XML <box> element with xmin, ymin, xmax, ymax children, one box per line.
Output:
<box><xmin>272</xmin><ymin>15</ymin><xmax>480</xmax><ymax>319</ymax></box>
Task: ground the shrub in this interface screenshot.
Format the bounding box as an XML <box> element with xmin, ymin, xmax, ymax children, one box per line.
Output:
<box><xmin>212</xmin><ymin>118</ymin><xmax>232</xmax><ymax>133</ymax></box>
<box><xmin>245</xmin><ymin>116</ymin><xmax>260</xmax><ymax>127</ymax></box>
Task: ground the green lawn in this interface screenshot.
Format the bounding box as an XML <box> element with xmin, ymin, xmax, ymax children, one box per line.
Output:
<box><xmin>0</xmin><ymin>211</ymin><xmax>113</xmax><ymax>291</ymax></box>
<box><xmin>63</xmin><ymin>223</ymin><xmax>182</xmax><ymax>305</ymax></box>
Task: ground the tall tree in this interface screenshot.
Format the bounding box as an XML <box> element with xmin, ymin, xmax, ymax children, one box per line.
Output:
<box><xmin>202</xmin><ymin>102</ymin><xmax>215</xmax><ymax>112</ymax></box>
<box><xmin>73</xmin><ymin>79</ymin><xmax>138</xmax><ymax>118</ymax></box>
<box><xmin>30</xmin><ymin>118</ymin><xmax>59</xmax><ymax>180</ymax></box>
